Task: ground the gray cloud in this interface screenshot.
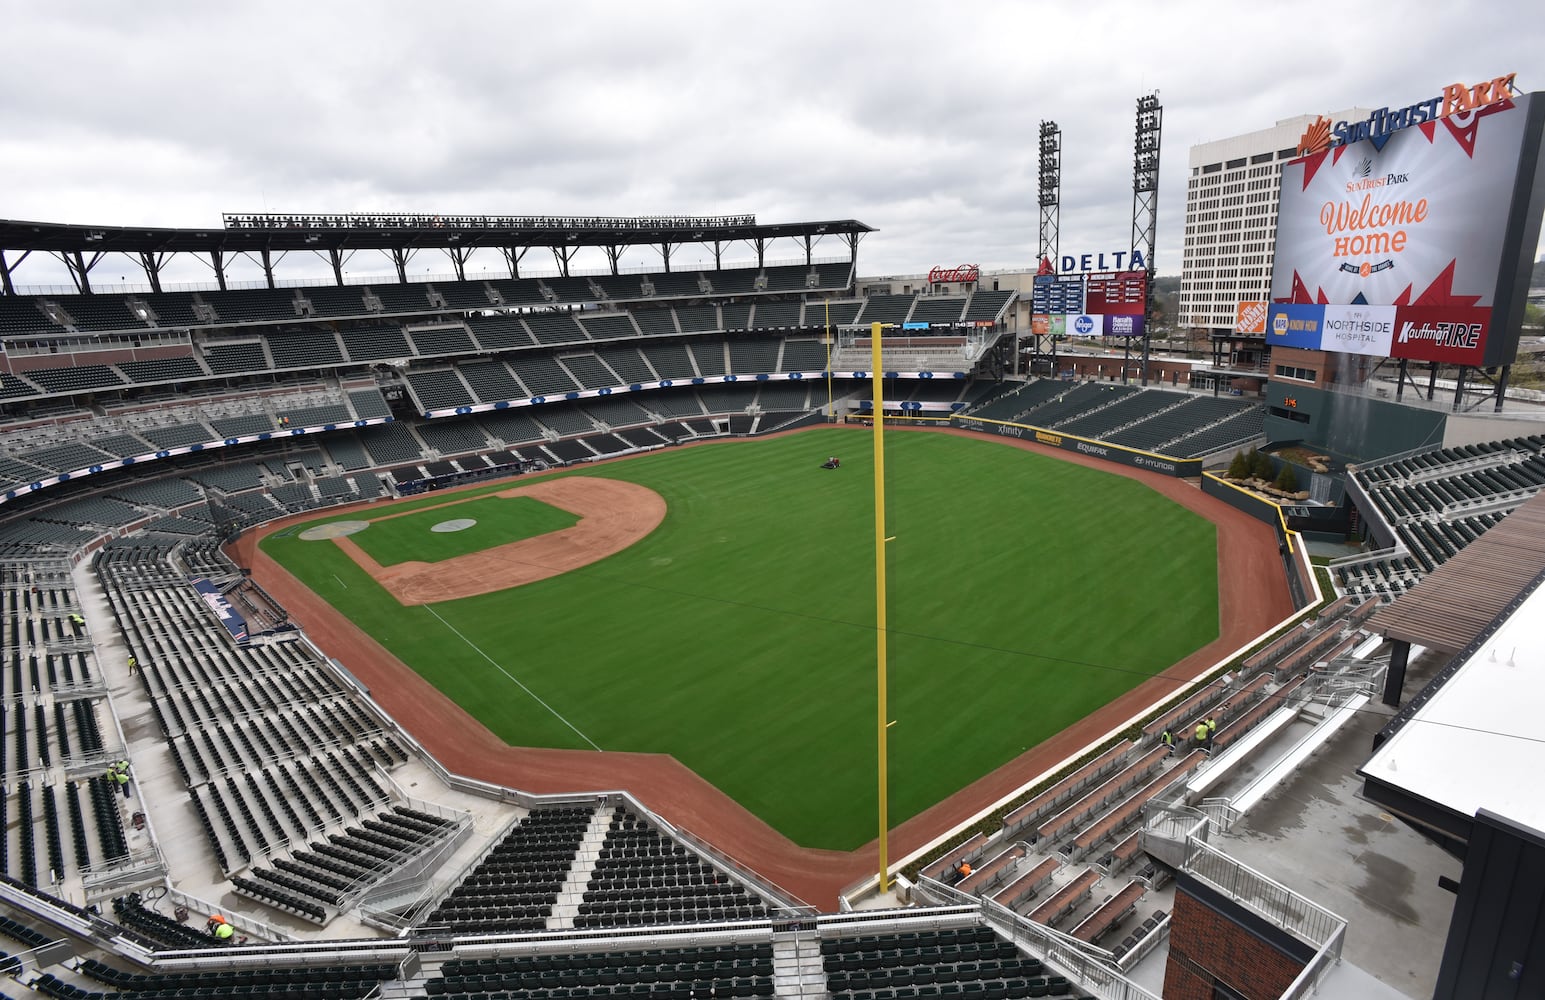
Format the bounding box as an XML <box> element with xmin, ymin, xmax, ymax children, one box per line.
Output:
<box><xmin>1</xmin><ymin>0</ymin><xmax>1540</xmax><ymax>289</ymax></box>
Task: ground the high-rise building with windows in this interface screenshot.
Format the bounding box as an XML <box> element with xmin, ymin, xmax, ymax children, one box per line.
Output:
<box><xmin>1179</xmin><ymin>110</ymin><xmax>1369</xmax><ymax>333</ymax></box>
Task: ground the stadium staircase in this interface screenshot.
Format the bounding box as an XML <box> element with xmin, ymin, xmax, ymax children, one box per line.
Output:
<box><xmin>772</xmin><ymin>928</ymin><xmax>828</xmax><ymax>997</ymax></box>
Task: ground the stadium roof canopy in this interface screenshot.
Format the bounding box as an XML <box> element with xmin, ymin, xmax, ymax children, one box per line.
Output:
<box><xmin>1360</xmin><ymin>566</ymin><xmax>1545</xmax><ymax>843</ymax></box>
<box><xmin>0</xmin><ymin>214</ymin><xmax>874</xmax><ymax>255</ymax></box>
<box><xmin>1360</xmin><ymin>493</ymin><xmax>1545</xmax><ymax>845</ymax></box>
<box><xmin>1366</xmin><ymin>492</ymin><xmax>1545</xmax><ymax>654</ymax></box>
<box><xmin>0</xmin><ymin>214</ymin><xmax>874</xmax><ymax>292</ymax></box>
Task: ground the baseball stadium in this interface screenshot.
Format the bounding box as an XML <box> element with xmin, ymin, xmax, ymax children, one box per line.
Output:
<box><xmin>0</xmin><ymin>81</ymin><xmax>1540</xmax><ymax>1000</ymax></box>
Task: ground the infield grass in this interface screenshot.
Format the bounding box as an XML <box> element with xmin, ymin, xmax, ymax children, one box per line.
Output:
<box><xmin>347</xmin><ymin>495</ymin><xmax>579</xmax><ymax>566</ymax></box>
<box><xmin>263</xmin><ymin>428</ymin><xmax>1219</xmax><ymax>850</ymax></box>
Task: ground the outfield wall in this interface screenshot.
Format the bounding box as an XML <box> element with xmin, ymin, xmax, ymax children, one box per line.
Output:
<box><xmin>1201</xmin><ymin>473</ymin><xmax>1315</xmax><ymax>610</ymax></box>
<box><xmin>950</xmin><ymin>415</ymin><xmax>1202</xmax><ymax>477</ymax></box>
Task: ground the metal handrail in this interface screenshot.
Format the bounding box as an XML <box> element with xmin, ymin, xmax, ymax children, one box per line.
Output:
<box><xmin>981</xmin><ymin>897</ymin><xmax>1159</xmax><ymax>1000</ymax></box>
<box><xmin>1280</xmin><ymin>921</ymin><xmax>1347</xmax><ymax>1000</ymax></box>
<box><xmin>1182</xmin><ymin>838</ymin><xmax>1346</xmax><ymax>949</ymax></box>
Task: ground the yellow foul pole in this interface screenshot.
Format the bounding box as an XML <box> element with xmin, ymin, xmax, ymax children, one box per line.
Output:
<box><xmin>826</xmin><ymin>300</ymin><xmax>834</xmax><ymax>421</ymax></box>
<box><xmin>871</xmin><ymin>321</ymin><xmax>891</xmax><ymax>893</ymax></box>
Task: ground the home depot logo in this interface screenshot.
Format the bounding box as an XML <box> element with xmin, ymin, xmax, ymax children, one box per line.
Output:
<box><xmin>1236</xmin><ymin>302</ymin><xmax>1267</xmax><ymax>334</ymax></box>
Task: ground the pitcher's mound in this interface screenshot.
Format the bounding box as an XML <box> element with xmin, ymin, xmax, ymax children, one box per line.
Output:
<box><xmin>431</xmin><ymin>519</ymin><xmax>477</xmax><ymax>533</ymax></box>
<box><xmin>299</xmin><ymin>520</ymin><xmax>370</xmax><ymax>541</ymax></box>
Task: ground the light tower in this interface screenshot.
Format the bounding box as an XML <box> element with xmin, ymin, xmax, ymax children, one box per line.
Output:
<box><xmin>1033</xmin><ymin>121</ymin><xmax>1062</xmax><ymax>375</ymax></box>
<box><xmin>1130</xmin><ymin>94</ymin><xmax>1162</xmax><ymax>386</ymax></box>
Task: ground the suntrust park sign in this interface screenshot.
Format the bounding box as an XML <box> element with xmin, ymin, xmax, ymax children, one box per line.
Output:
<box><xmin>1297</xmin><ymin>72</ymin><xmax>1517</xmax><ymax>154</ymax></box>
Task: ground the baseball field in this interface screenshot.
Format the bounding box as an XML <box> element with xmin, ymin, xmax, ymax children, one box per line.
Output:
<box><xmin>260</xmin><ymin>427</ymin><xmax>1220</xmax><ymax>850</ymax></box>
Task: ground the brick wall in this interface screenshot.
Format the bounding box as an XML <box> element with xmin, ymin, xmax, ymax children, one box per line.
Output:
<box><xmin>1162</xmin><ymin>882</ymin><xmax>1309</xmax><ymax>1000</ymax></box>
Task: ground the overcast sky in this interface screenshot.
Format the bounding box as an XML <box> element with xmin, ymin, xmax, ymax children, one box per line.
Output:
<box><xmin>1</xmin><ymin>0</ymin><xmax>1541</xmax><ymax>289</ymax></box>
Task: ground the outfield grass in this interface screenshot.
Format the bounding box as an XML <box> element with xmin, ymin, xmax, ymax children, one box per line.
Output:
<box><xmin>262</xmin><ymin>428</ymin><xmax>1219</xmax><ymax>850</ymax></box>
<box><xmin>347</xmin><ymin>495</ymin><xmax>579</xmax><ymax>566</ymax></box>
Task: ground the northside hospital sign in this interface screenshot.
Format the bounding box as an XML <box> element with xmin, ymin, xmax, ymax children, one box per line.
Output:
<box><xmin>1264</xmin><ymin>71</ymin><xmax>1542</xmax><ymax>368</ymax></box>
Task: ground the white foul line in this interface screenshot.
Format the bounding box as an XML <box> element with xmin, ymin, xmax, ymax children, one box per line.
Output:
<box><xmin>423</xmin><ymin>605</ymin><xmax>602</xmax><ymax>752</ymax></box>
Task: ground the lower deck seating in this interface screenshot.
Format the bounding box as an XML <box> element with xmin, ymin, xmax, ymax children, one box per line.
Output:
<box><xmin>821</xmin><ymin>926</ymin><xmax>1072</xmax><ymax>1000</ymax></box>
<box><xmin>431</xmin><ymin>941</ymin><xmax>775</xmax><ymax>999</ymax></box>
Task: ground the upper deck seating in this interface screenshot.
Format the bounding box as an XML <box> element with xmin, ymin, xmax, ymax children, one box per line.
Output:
<box><xmin>265</xmin><ymin>331</ymin><xmax>345</xmax><ymax>369</ymax></box>
<box><xmin>963</xmin><ymin>289</ymin><xmax>1015</xmax><ymax>321</ymax></box>
<box><xmin>341</xmin><ymin>325</ymin><xmax>413</xmax><ymax>362</ymax></box>
<box><xmin>409</xmin><ymin>325</ymin><xmax>478</xmax><ymax>357</ymax></box>
<box><xmin>369</xmin><ymin>283</ymin><xmax>435</xmax><ymax>315</ymax></box>
<box><xmin>205</xmin><ymin>288</ymin><xmax>302</xmax><ymax>324</ymax></box>
<box><xmin>203</xmin><ymin>341</ymin><xmax>270</xmax><ymax>375</ymax></box>
<box><xmin>909</xmin><ymin>297</ymin><xmax>967</xmax><ymax>324</ymax></box>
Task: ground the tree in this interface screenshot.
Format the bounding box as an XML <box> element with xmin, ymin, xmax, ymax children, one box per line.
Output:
<box><xmin>1227</xmin><ymin>450</ymin><xmax>1250</xmax><ymax>480</ymax></box>
<box><xmin>1274</xmin><ymin>463</ymin><xmax>1299</xmax><ymax>493</ymax></box>
<box><xmin>1248</xmin><ymin>447</ymin><xmax>1274</xmax><ymax>481</ymax></box>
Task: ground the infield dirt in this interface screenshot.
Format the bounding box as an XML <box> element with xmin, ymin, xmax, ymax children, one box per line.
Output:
<box><xmin>327</xmin><ymin>477</ymin><xmax>665</xmax><ymax>605</ymax></box>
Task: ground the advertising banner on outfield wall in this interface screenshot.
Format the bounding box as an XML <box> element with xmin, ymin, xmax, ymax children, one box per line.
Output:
<box><xmin>1388</xmin><ymin>305</ymin><xmax>1492</xmax><ymax>365</ymax></box>
<box><xmin>1068</xmin><ymin>314</ymin><xmax>1103</xmax><ymax>338</ymax></box>
<box><xmin>1103</xmin><ymin>314</ymin><xmax>1145</xmax><ymax>337</ymax></box>
<box><xmin>1030</xmin><ymin>314</ymin><xmax>1067</xmax><ymax>337</ymax></box>
<box><xmin>951</xmin><ymin>417</ymin><xmax>1201</xmax><ymax>477</ymax></box>
<box><xmin>1320</xmin><ymin>304</ymin><xmax>1396</xmax><ymax>356</ymax></box>
<box><xmin>1266</xmin><ymin>304</ymin><xmax>1326</xmax><ymax>349</ymax></box>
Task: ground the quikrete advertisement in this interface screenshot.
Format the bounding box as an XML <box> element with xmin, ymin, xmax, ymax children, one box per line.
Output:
<box><xmin>1268</xmin><ymin>75</ymin><xmax>1535</xmax><ymax>367</ymax></box>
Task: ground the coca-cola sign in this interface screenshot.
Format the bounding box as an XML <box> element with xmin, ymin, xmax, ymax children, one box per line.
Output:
<box><xmin>928</xmin><ymin>264</ymin><xmax>980</xmax><ymax>284</ymax></box>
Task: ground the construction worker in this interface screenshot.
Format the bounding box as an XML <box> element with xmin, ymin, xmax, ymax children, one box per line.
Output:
<box><xmin>127</xmin><ymin>655</ymin><xmax>138</xmax><ymax>676</ymax></box>
<box><xmin>114</xmin><ymin>762</ymin><xmax>131</xmax><ymax>798</ymax></box>
<box><xmin>1207</xmin><ymin>717</ymin><xmax>1219</xmax><ymax>739</ymax></box>
<box><xmin>214</xmin><ymin>921</ymin><xmax>234</xmax><ymax>943</ymax></box>
<box><xmin>1195</xmin><ymin>720</ymin><xmax>1211</xmax><ymax>753</ymax></box>
<box><xmin>1160</xmin><ymin>728</ymin><xmax>1175</xmax><ymax>754</ymax></box>
<box><xmin>207</xmin><ymin>914</ymin><xmax>228</xmax><ymax>936</ymax></box>
<box><xmin>68</xmin><ymin>613</ymin><xmax>85</xmax><ymax>635</ymax></box>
